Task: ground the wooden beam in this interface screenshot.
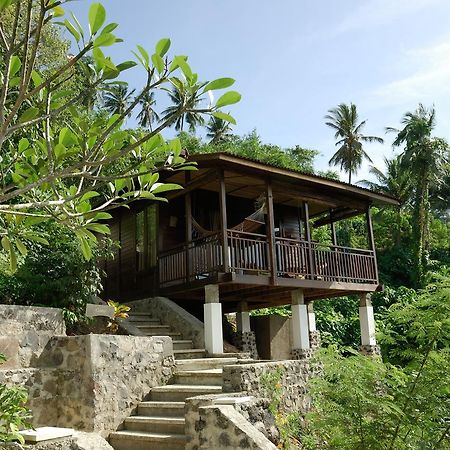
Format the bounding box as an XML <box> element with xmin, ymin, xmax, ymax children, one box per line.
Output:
<box><xmin>313</xmin><ymin>207</ymin><xmax>362</xmax><ymax>227</ymax></box>
<box><xmin>219</xmin><ymin>169</ymin><xmax>229</xmax><ymax>273</ymax></box>
<box><xmin>185</xmin><ymin>172</ymin><xmax>192</xmax><ymax>283</ymax></box>
<box><xmin>266</xmin><ymin>178</ymin><xmax>277</xmax><ymax>285</ymax></box>
<box><xmin>166</xmin><ymin>169</ymin><xmax>217</xmax><ymax>200</ymax></box>
<box><xmin>330</xmin><ymin>210</ymin><xmax>337</xmax><ymax>245</ymax></box>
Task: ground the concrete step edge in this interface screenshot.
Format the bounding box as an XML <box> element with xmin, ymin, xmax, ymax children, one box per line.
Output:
<box><xmin>125</xmin><ymin>416</ymin><xmax>185</xmax><ymax>424</ymax></box>
<box><xmin>109</xmin><ymin>430</ymin><xmax>186</xmax><ymax>442</ymax></box>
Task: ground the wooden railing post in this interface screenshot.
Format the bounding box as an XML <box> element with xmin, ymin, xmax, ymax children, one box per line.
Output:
<box><xmin>366</xmin><ymin>207</ymin><xmax>379</xmax><ymax>282</ymax></box>
<box><xmin>266</xmin><ymin>178</ymin><xmax>277</xmax><ymax>284</ymax></box>
<box><xmin>304</xmin><ymin>201</ymin><xmax>314</xmax><ymax>279</ymax></box>
<box><xmin>219</xmin><ymin>169</ymin><xmax>229</xmax><ymax>273</ymax></box>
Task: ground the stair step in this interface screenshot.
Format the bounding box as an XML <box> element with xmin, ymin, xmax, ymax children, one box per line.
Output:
<box><xmin>141</xmin><ymin>330</ymin><xmax>182</xmax><ymax>338</ymax></box>
<box><xmin>135</xmin><ymin>324</ymin><xmax>170</xmax><ymax>330</ymax></box>
<box><xmin>175</xmin><ymin>357</ymin><xmax>239</xmax><ymax>370</ymax></box>
<box><xmin>174</xmin><ymin>349</ymin><xmax>206</xmax><ymax>360</ymax></box>
<box><xmin>128</xmin><ymin>316</ymin><xmax>161</xmax><ymax>323</ymax></box>
<box><xmin>138</xmin><ymin>401</ymin><xmax>185</xmax><ymax>418</ymax></box>
<box><xmin>109</xmin><ymin>430</ymin><xmax>185</xmax><ymax>450</ymax></box>
<box><xmin>172</xmin><ymin>340</ymin><xmax>193</xmax><ymax>350</ymax></box>
<box><xmin>151</xmin><ymin>384</ymin><xmax>222</xmax><ymax>402</ymax></box>
<box><xmin>174</xmin><ymin>369</ymin><xmax>222</xmax><ymax>386</ymax></box>
<box><xmin>124</xmin><ymin>416</ymin><xmax>185</xmax><ymax>434</ymax></box>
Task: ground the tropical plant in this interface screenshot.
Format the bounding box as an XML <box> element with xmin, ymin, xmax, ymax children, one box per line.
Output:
<box><xmin>0</xmin><ymin>354</ymin><xmax>32</xmax><ymax>447</ymax></box>
<box><xmin>206</xmin><ymin>115</ymin><xmax>233</xmax><ymax>144</ymax></box>
<box><xmin>325</xmin><ymin>103</ymin><xmax>383</xmax><ymax>183</ymax></box>
<box><xmin>161</xmin><ymin>77</ymin><xmax>209</xmax><ymax>132</ymax></box>
<box><xmin>0</xmin><ymin>1</ymin><xmax>240</xmax><ymax>271</ymax></box>
<box><xmin>387</xmin><ymin>104</ymin><xmax>449</xmax><ymax>286</ymax></box>
<box><xmin>106</xmin><ymin>300</ymin><xmax>130</xmax><ymax>332</ymax></box>
<box><xmin>137</xmin><ymin>91</ymin><xmax>159</xmax><ymax>130</ymax></box>
<box><xmin>103</xmin><ymin>84</ymin><xmax>136</xmax><ymax>116</ymax></box>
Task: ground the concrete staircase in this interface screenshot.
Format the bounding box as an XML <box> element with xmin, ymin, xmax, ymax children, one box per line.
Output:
<box><xmin>125</xmin><ymin>312</ymin><xmax>207</xmax><ymax>360</ymax></box>
<box><xmin>109</xmin><ymin>312</ymin><xmax>243</xmax><ymax>449</ymax></box>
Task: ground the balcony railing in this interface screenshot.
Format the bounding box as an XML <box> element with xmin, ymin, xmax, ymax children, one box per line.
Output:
<box><xmin>159</xmin><ymin>230</ymin><xmax>378</xmax><ymax>287</ymax></box>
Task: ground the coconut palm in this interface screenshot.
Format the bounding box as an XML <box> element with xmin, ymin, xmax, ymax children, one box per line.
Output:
<box><xmin>161</xmin><ymin>81</ymin><xmax>205</xmax><ymax>132</ymax></box>
<box><xmin>325</xmin><ymin>103</ymin><xmax>384</xmax><ymax>184</ymax></box>
<box><xmin>206</xmin><ymin>115</ymin><xmax>233</xmax><ymax>144</ymax></box>
<box><xmin>137</xmin><ymin>91</ymin><xmax>159</xmax><ymax>130</ymax></box>
<box><xmin>103</xmin><ymin>84</ymin><xmax>136</xmax><ymax>116</ymax></box>
<box><xmin>387</xmin><ymin>104</ymin><xmax>449</xmax><ymax>286</ymax></box>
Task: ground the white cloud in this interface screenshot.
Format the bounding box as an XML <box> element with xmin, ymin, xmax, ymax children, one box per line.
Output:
<box><xmin>372</xmin><ymin>39</ymin><xmax>450</xmax><ymax>107</ymax></box>
<box><xmin>337</xmin><ymin>0</ymin><xmax>442</xmax><ymax>34</ymax></box>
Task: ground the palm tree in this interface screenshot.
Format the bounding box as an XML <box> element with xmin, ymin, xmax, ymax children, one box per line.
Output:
<box><xmin>387</xmin><ymin>104</ymin><xmax>449</xmax><ymax>286</ymax></box>
<box><xmin>359</xmin><ymin>156</ymin><xmax>413</xmax><ymax>244</ymax></box>
<box><xmin>325</xmin><ymin>103</ymin><xmax>384</xmax><ymax>184</ymax></box>
<box><xmin>206</xmin><ymin>116</ymin><xmax>233</xmax><ymax>144</ymax></box>
<box><xmin>137</xmin><ymin>91</ymin><xmax>159</xmax><ymax>130</ymax></box>
<box><xmin>161</xmin><ymin>81</ymin><xmax>205</xmax><ymax>132</ymax></box>
<box><xmin>103</xmin><ymin>84</ymin><xmax>136</xmax><ymax>116</ymax></box>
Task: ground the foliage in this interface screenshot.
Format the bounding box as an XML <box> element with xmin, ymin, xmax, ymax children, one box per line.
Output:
<box><xmin>106</xmin><ymin>300</ymin><xmax>130</xmax><ymax>333</ymax></box>
<box><xmin>303</xmin><ymin>272</ymin><xmax>450</xmax><ymax>449</ymax></box>
<box><xmin>260</xmin><ymin>367</ymin><xmax>302</xmax><ymax>449</ymax></box>
<box><xmin>0</xmin><ymin>354</ymin><xmax>32</xmax><ymax>446</ymax></box>
<box><xmin>0</xmin><ymin>222</ymin><xmax>112</xmax><ymax>324</ymax></box>
<box><xmin>0</xmin><ymin>0</ymin><xmax>239</xmax><ymax>272</ymax></box>
<box><xmin>206</xmin><ymin>115</ymin><xmax>233</xmax><ymax>144</ymax></box>
<box><xmin>250</xmin><ymin>306</ymin><xmax>291</xmax><ymax>317</ymax></box>
<box><xmin>181</xmin><ymin>130</ymin><xmax>321</xmax><ymax>175</ymax></box>
<box><xmin>325</xmin><ymin>103</ymin><xmax>383</xmax><ymax>183</ymax></box>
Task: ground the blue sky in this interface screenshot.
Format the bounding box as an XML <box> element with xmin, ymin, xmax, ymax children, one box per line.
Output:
<box><xmin>66</xmin><ymin>0</ymin><xmax>450</xmax><ymax>181</ymax></box>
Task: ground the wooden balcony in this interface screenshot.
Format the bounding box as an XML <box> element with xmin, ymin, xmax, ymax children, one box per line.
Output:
<box><xmin>158</xmin><ymin>230</ymin><xmax>379</xmax><ymax>305</ymax></box>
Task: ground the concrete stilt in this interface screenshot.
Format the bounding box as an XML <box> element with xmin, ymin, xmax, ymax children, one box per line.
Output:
<box><xmin>204</xmin><ymin>285</ymin><xmax>223</xmax><ymax>354</ymax></box>
<box><xmin>359</xmin><ymin>293</ymin><xmax>380</xmax><ymax>356</ymax></box>
<box><xmin>291</xmin><ymin>290</ymin><xmax>310</xmax><ymax>357</ymax></box>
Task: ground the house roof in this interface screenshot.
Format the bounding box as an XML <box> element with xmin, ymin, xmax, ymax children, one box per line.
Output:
<box><xmin>188</xmin><ymin>152</ymin><xmax>400</xmax><ymax>207</ymax></box>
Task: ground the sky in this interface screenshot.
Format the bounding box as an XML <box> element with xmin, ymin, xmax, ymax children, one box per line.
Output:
<box><xmin>65</xmin><ymin>0</ymin><xmax>450</xmax><ymax>182</ymax></box>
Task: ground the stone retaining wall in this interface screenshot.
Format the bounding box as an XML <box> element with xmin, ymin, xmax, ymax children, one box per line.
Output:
<box><xmin>222</xmin><ymin>360</ymin><xmax>311</xmax><ymax>412</ymax></box>
<box><xmin>185</xmin><ymin>393</ymin><xmax>279</xmax><ymax>450</ymax></box>
<box><xmin>0</xmin><ymin>305</ymin><xmax>65</xmax><ymax>369</ymax></box>
<box><xmin>0</xmin><ymin>334</ymin><xmax>175</xmax><ymax>436</ymax></box>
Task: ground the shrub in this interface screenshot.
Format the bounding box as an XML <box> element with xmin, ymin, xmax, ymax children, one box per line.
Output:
<box><xmin>0</xmin><ymin>354</ymin><xmax>32</xmax><ymax>447</ymax></box>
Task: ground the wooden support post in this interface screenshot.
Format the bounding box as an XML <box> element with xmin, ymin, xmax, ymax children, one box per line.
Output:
<box><xmin>304</xmin><ymin>201</ymin><xmax>314</xmax><ymax>278</ymax></box>
<box><xmin>219</xmin><ymin>169</ymin><xmax>229</xmax><ymax>273</ymax></box>
<box><xmin>185</xmin><ymin>172</ymin><xmax>192</xmax><ymax>283</ymax></box>
<box><xmin>266</xmin><ymin>178</ymin><xmax>277</xmax><ymax>284</ymax></box>
<box><xmin>330</xmin><ymin>210</ymin><xmax>337</xmax><ymax>245</ymax></box>
<box><xmin>366</xmin><ymin>207</ymin><xmax>379</xmax><ymax>282</ymax></box>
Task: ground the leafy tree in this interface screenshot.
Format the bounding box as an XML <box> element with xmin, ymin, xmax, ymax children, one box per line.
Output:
<box><xmin>103</xmin><ymin>83</ymin><xmax>136</xmax><ymax>116</ymax></box>
<box><xmin>137</xmin><ymin>90</ymin><xmax>159</xmax><ymax>130</ymax></box>
<box><xmin>387</xmin><ymin>104</ymin><xmax>449</xmax><ymax>286</ymax></box>
<box><xmin>0</xmin><ymin>1</ymin><xmax>239</xmax><ymax>270</ymax></box>
<box><xmin>206</xmin><ymin>114</ymin><xmax>233</xmax><ymax>144</ymax></box>
<box><xmin>325</xmin><ymin>103</ymin><xmax>383</xmax><ymax>183</ymax></box>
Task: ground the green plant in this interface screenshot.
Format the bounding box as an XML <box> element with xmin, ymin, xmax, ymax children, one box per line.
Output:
<box><xmin>106</xmin><ymin>300</ymin><xmax>130</xmax><ymax>333</ymax></box>
<box><xmin>0</xmin><ymin>354</ymin><xmax>33</xmax><ymax>447</ymax></box>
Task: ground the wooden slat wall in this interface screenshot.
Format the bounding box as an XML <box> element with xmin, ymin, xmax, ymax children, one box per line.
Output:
<box><xmin>120</xmin><ymin>212</ymin><xmax>136</xmax><ymax>296</ymax></box>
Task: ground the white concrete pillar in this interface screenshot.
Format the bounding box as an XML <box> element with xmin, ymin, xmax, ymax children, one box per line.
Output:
<box><xmin>204</xmin><ymin>285</ymin><xmax>223</xmax><ymax>354</ymax></box>
<box><xmin>307</xmin><ymin>302</ymin><xmax>316</xmax><ymax>332</ymax></box>
<box><xmin>291</xmin><ymin>289</ymin><xmax>310</xmax><ymax>350</ymax></box>
<box><xmin>236</xmin><ymin>301</ymin><xmax>251</xmax><ymax>333</ymax></box>
<box><xmin>359</xmin><ymin>293</ymin><xmax>376</xmax><ymax>346</ymax></box>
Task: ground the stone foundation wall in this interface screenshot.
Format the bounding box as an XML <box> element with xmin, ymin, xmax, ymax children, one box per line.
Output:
<box><xmin>222</xmin><ymin>360</ymin><xmax>311</xmax><ymax>412</ymax></box>
<box><xmin>127</xmin><ymin>297</ymin><xmax>205</xmax><ymax>348</ymax></box>
<box><xmin>234</xmin><ymin>331</ymin><xmax>259</xmax><ymax>359</ymax></box>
